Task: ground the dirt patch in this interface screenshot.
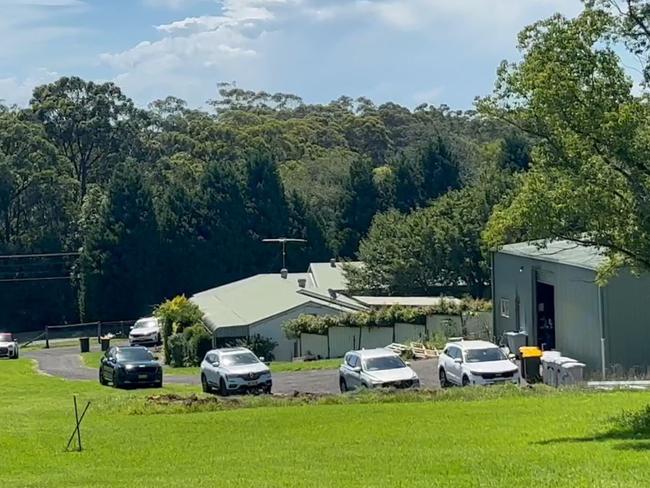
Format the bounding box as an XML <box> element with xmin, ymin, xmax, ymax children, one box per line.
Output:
<box><xmin>146</xmin><ymin>391</ymin><xmax>333</xmax><ymax>409</ymax></box>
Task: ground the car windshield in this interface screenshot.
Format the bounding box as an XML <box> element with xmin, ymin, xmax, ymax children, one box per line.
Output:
<box><xmin>116</xmin><ymin>349</ymin><xmax>154</xmax><ymax>362</ymax></box>
<box><xmin>0</xmin><ymin>333</ymin><xmax>13</xmax><ymax>341</ymax></box>
<box><xmin>363</xmin><ymin>355</ymin><xmax>406</xmax><ymax>371</ymax></box>
<box><xmin>221</xmin><ymin>352</ymin><xmax>259</xmax><ymax>367</ymax></box>
<box><xmin>134</xmin><ymin>319</ymin><xmax>156</xmax><ymax>329</ymax></box>
<box><xmin>465</xmin><ymin>348</ymin><xmax>506</xmax><ymax>363</ymax></box>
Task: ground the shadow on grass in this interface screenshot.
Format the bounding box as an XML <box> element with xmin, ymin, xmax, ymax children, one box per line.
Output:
<box><xmin>536</xmin><ymin>404</ymin><xmax>650</xmax><ymax>450</ymax></box>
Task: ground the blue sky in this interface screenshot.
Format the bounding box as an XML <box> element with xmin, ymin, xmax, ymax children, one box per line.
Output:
<box><xmin>0</xmin><ymin>0</ymin><xmax>582</xmax><ymax>109</ymax></box>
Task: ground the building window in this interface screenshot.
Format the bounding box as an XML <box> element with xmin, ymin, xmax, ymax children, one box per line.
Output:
<box><xmin>500</xmin><ymin>298</ymin><xmax>510</xmax><ymax>318</ymax></box>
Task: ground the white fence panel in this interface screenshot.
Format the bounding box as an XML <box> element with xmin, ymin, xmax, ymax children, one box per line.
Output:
<box><xmin>360</xmin><ymin>327</ymin><xmax>394</xmax><ymax>349</ymax></box>
<box><xmin>300</xmin><ymin>333</ymin><xmax>328</xmax><ymax>358</ymax></box>
<box><xmin>394</xmin><ymin>323</ymin><xmax>427</xmax><ymax>344</ymax></box>
<box><xmin>426</xmin><ymin>314</ymin><xmax>462</xmax><ymax>336</ymax></box>
<box><xmin>463</xmin><ymin>312</ymin><xmax>493</xmax><ymax>340</ymax></box>
<box><xmin>328</xmin><ymin>327</ymin><xmax>359</xmax><ymax>358</ymax></box>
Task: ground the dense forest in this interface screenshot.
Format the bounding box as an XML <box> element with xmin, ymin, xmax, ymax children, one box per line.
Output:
<box><xmin>0</xmin><ymin>78</ymin><xmax>529</xmax><ymax>331</ymax></box>
<box><xmin>7</xmin><ymin>0</ymin><xmax>650</xmax><ymax>333</ymax></box>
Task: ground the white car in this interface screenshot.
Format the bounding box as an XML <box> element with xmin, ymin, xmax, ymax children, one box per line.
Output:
<box><xmin>0</xmin><ymin>332</ymin><xmax>19</xmax><ymax>359</ymax></box>
<box><xmin>129</xmin><ymin>317</ymin><xmax>161</xmax><ymax>346</ymax></box>
<box><xmin>438</xmin><ymin>340</ymin><xmax>519</xmax><ymax>387</ymax></box>
<box><xmin>200</xmin><ymin>347</ymin><xmax>272</xmax><ymax>396</ymax></box>
<box><xmin>339</xmin><ymin>348</ymin><xmax>420</xmax><ymax>392</ymax></box>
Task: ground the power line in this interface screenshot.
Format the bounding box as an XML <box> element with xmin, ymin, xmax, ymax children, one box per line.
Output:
<box><xmin>0</xmin><ymin>276</ymin><xmax>71</xmax><ymax>283</ymax></box>
<box><xmin>0</xmin><ymin>252</ymin><xmax>80</xmax><ymax>260</ymax></box>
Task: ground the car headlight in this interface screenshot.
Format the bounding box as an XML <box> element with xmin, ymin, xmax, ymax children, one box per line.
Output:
<box><xmin>125</xmin><ymin>364</ymin><xmax>136</xmax><ymax>370</ymax></box>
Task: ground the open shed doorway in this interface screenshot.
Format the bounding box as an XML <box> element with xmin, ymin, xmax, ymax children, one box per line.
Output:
<box><xmin>536</xmin><ymin>282</ymin><xmax>556</xmax><ymax>350</ymax></box>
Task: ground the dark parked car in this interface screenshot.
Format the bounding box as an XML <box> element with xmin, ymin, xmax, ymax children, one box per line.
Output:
<box><xmin>99</xmin><ymin>346</ymin><xmax>163</xmax><ymax>388</ymax></box>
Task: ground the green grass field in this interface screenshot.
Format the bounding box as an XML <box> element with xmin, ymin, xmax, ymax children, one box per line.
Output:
<box><xmin>3</xmin><ymin>358</ymin><xmax>650</xmax><ymax>487</ymax></box>
<box><xmin>81</xmin><ymin>352</ymin><xmax>341</xmax><ymax>374</ymax></box>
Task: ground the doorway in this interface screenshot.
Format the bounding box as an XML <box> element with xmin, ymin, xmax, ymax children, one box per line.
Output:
<box><xmin>536</xmin><ymin>282</ymin><xmax>556</xmax><ymax>350</ymax></box>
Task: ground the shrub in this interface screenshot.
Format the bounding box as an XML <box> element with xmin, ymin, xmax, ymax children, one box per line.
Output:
<box><xmin>154</xmin><ymin>295</ymin><xmax>204</xmax><ymax>364</ymax></box>
<box><xmin>184</xmin><ymin>325</ymin><xmax>212</xmax><ymax>366</ymax></box>
<box><xmin>610</xmin><ymin>405</ymin><xmax>650</xmax><ymax>437</ymax></box>
<box><xmin>229</xmin><ymin>334</ymin><xmax>278</xmax><ymax>362</ymax></box>
<box><xmin>283</xmin><ymin>300</ymin><xmax>492</xmax><ymax>339</ymax></box>
<box><xmin>168</xmin><ymin>333</ymin><xmax>188</xmax><ymax>368</ymax></box>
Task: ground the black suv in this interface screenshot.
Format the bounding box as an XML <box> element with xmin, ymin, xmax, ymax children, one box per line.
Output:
<box><xmin>99</xmin><ymin>346</ymin><xmax>163</xmax><ymax>388</ymax></box>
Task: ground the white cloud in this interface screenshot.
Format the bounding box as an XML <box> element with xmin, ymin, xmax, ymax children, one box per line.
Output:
<box><xmin>0</xmin><ymin>68</ymin><xmax>59</xmax><ymax>106</ymax></box>
<box><xmin>99</xmin><ymin>0</ymin><xmax>582</xmax><ymax>107</ymax></box>
<box><xmin>143</xmin><ymin>0</ymin><xmax>206</xmax><ymax>8</ymax></box>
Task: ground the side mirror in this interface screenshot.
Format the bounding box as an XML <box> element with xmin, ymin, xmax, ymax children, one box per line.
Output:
<box><xmin>454</xmin><ymin>358</ymin><xmax>463</xmax><ymax>364</ymax></box>
<box><xmin>153</xmin><ymin>356</ymin><xmax>159</xmax><ymax>361</ymax></box>
<box><xmin>405</xmin><ymin>361</ymin><xmax>411</xmax><ymax>366</ymax></box>
<box><xmin>352</xmin><ymin>366</ymin><xmax>362</xmax><ymax>373</ymax></box>
<box><xmin>212</xmin><ymin>361</ymin><xmax>220</xmax><ymax>367</ymax></box>
<box><xmin>258</xmin><ymin>356</ymin><xmax>265</xmax><ymax>362</ymax></box>
<box><xmin>508</xmin><ymin>353</ymin><xmax>516</xmax><ymax>360</ymax></box>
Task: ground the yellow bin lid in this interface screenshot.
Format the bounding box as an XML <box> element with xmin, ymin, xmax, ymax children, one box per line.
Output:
<box><xmin>519</xmin><ymin>346</ymin><xmax>542</xmax><ymax>358</ymax></box>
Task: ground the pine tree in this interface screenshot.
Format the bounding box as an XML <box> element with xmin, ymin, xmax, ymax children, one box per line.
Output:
<box><xmin>79</xmin><ymin>161</ymin><xmax>160</xmax><ymax>320</ymax></box>
<box><xmin>339</xmin><ymin>157</ymin><xmax>378</xmax><ymax>258</ymax></box>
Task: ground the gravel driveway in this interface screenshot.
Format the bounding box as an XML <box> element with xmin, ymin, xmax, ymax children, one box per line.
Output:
<box><xmin>25</xmin><ymin>346</ymin><xmax>439</xmax><ymax>394</ymax></box>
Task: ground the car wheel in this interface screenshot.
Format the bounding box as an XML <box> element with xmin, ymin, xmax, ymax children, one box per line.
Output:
<box><xmin>339</xmin><ymin>377</ymin><xmax>348</xmax><ymax>393</ymax></box>
<box><xmin>263</xmin><ymin>385</ymin><xmax>272</xmax><ymax>395</ymax></box>
<box><xmin>219</xmin><ymin>378</ymin><xmax>229</xmax><ymax>396</ymax></box>
<box><xmin>462</xmin><ymin>375</ymin><xmax>471</xmax><ymax>387</ymax></box>
<box><xmin>12</xmin><ymin>351</ymin><xmax>19</xmax><ymax>360</ymax></box>
<box><xmin>439</xmin><ymin>369</ymin><xmax>449</xmax><ymax>388</ymax></box>
<box><xmin>112</xmin><ymin>370</ymin><xmax>121</xmax><ymax>388</ymax></box>
<box><xmin>201</xmin><ymin>374</ymin><xmax>212</xmax><ymax>393</ymax></box>
<box><xmin>99</xmin><ymin>368</ymin><xmax>107</xmax><ymax>386</ymax></box>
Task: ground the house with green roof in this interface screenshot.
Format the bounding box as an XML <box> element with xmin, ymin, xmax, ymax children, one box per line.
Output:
<box><xmin>190</xmin><ymin>261</ymin><xmax>366</xmax><ymax>361</ymax></box>
<box><xmin>493</xmin><ymin>240</ymin><xmax>650</xmax><ymax>373</ymax></box>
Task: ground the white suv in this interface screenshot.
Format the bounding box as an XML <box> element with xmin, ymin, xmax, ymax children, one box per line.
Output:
<box><xmin>339</xmin><ymin>348</ymin><xmax>420</xmax><ymax>392</ymax></box>
<box><xmin>438</xmin><ymin>340</ymin><xmax>519</xmax><ymax>387</ymax></box>
<box><xmin>0</xmin><ymin>333</ymin><xmax>19</xmax><ymax>359</ymax></box>
<box><xmin>200</xmin><ymin>347</ymin><xmax>272</xmax><ymax>396</ymax></box>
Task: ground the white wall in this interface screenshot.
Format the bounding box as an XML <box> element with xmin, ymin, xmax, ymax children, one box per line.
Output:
<box><xmin>394</xmin><ymin>323</ymin><xmax>427</xmax><ymax>344</ymax></box>
<box><xmin>426</xmin><ymin>315</ymin><xmax>462</xmax><ymax>336</ymax></box>
<box><xmin>462</xmin><ymin>312</ymin><xmax>493</xmax><ymax>340</ymax></box>
<box><xmin>360</xmin><ymin>327</ymin><xmax>393</xmax><ymax>349</ymax></box>
<box><xmin>328</xmin><ymin>327</ymin><xmax>359</xmax><ymax>358</ymax></box>
<box><xmin>249</xmin><ymin>302</ymin><xmax>345</xmax><ymax>361</ymax></box>
<box><xmin>300</xmin><ymin>333</ymin><xmax>328</xmax><ymax>358</ymax></box>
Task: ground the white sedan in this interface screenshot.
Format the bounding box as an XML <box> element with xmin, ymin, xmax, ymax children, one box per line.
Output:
<box><xmin>438</xmin><ymin>340</ymin><xmax>519</xmax><ymax>387</ymax></box>
<box><xmin>129</xmin><ymin>317</ymin><xmax>161</xmax><ymax>346</ymax></box>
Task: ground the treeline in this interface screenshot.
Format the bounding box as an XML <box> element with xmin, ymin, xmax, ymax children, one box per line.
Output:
<box><xmin>0</xmin><ymin>78</ymin><xmax>528</xmax><ymax>331</ymax></box>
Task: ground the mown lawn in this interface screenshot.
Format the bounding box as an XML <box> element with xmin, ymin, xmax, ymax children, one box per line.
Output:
<box><xmin>81</xmin><ymin>352</ymin><xmax>341</xmax><ymax>374</ymax></box>
<box><xmin>3</xmin><ymin>359</ymin><xmax>650</xmax><ymax>487</ymax></box>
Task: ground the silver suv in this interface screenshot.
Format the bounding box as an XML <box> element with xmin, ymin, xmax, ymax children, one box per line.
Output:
<box><xmin>200</xmin><ymin>347</ymin><xmax>272</xmax><ymax>396</ymax></box>
<box><xmin>339</xmin><ymin>348</ymin><xmax>420</xmax><ymax>392</ymax></box>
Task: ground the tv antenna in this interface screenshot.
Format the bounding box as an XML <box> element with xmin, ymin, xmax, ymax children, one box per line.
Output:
<box><xmin>262</xmin><ymin>238</ymin><xmax>307</xmax><ymax>270</ymax></box>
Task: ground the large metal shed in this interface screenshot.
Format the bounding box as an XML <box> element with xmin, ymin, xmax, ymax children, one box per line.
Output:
<box><xmin>492</xmin><ymin>240</ymin><xmax>650</xmax><ymax>373</ymax></box>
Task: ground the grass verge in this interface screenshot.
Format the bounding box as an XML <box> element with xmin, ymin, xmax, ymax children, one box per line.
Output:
<box><xmin>4</xmin><ymin>359</ymin><xmax>650</xmax><ymax>486</ymax></box>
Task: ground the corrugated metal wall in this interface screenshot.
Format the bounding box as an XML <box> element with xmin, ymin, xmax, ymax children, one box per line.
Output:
<box><xmin>604</xmin><ymin>270</ymin><xmax>650</xmax><ymax>370</ymax></box>
<box><xmin>493</xmin><ymin>252</ymin><xmax>603</xmax><ymax>369</ymax></box>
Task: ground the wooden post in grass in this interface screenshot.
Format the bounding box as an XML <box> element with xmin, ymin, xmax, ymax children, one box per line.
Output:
<box><xmin>65</xmin><ymin>395</ymin><xmax>91</xmax><ymax>452</ymax></box>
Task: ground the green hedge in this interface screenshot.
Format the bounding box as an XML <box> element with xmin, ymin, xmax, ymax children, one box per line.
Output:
<box><xmin>283</xmin><ymin>301</ymin><xmax>491</xmax><ymax>339</ymax></box>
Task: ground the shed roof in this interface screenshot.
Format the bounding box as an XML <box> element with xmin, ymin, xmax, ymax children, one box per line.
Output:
<box><xmin>307</xmin><ymin>261</ymin><xmax>361</xmax><ymax>290</ymax></box>
<box><xmin>352</xmin><ymin>296</ymin><xmax>462</xmax><ymax>307</ymax></box>
<box><xmin>191</xmin><ymin>272</ymin><xmax>361</xmax><ymax>332</ymax></box>
<box><xmin>499</xmin><ymin>240</ymin><xmax>607</xmax><ymax>271</ymax></box>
